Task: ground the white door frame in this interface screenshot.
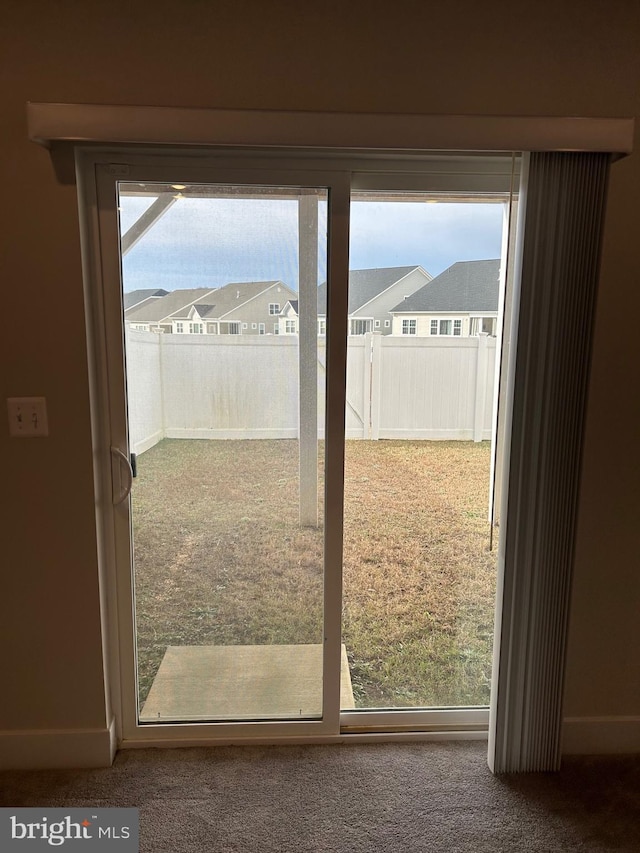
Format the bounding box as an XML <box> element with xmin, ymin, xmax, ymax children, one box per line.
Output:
<box><xmin>84</xmin><ymin>155</ymin><xmax>355</xmax><ymax>744</ymax></box>
<box><xmin>78</xmin><ymin>147</ymin><xmax>515</xmax><ymax>746</ymax></box>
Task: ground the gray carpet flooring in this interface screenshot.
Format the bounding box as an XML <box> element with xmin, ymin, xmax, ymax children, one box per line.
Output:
<box><xmin>2</xmin><ymin>742</ymin><xmax>639</xmax><ymax>852</ymax></box>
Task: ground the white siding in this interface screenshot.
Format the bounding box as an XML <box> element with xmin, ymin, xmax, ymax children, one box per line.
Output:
<box><xmin>392</xmin><ymin>313</ymin><xmax>472</xmax><ymax>336</ymax></box>
<box><xmin>352</xmin><ymin>267</ymin><xmax>432</xmax><ymax>334</ymax></box>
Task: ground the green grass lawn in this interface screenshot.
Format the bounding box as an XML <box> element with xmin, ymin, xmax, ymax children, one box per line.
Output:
<box><xmin>131</xmin><ymin>438</ymin><xmax>497</xmax><ymax>710</ymax></box>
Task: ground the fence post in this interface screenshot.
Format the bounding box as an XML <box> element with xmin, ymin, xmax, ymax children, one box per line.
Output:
<box><xmin>370</xmin><ymin>333</ymin><xmax>382</xmax><ymax>440</ymax></box>
<box><xmin>158</xmin><ymin>331</ymin><xmax>166</xmax><ymax>443</ymax></box>
<box><xmin>473</xmin><ymin>333</ymin><xmax>489</xmax><ymax>442</ymax></box>
<box><xmin>362</xmin><ymin>333</ymin><xmax>372</xmax><ymax>439</ymax></box>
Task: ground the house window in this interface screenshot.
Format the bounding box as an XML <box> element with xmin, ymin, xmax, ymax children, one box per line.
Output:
<box><xmin>375</xmin><ymin>320</ymin><xmax>380</xmax><ymax>328</ymax></box>
<box><xmin>251</xmin><ymin>323</ymin><xmax>257</xmax><ymax>329</ymax></box>
<box><xmin>285</xmin><ymin>320</ymin><xmax>297</xmax><ymax>334</ymax></box>
<box><xmin>318</xmin><ymin>319</ymin><xmax>326</xmax><ymax>336</ymax></box>
<box><xmin>258</xmin><ymin>323</ymin><xmax>265</xmax><ymax>335</ymax></box>
<box><xmin>269</xmin><ymin>303</ymin><xmax>280</xmax><ymax>315</ymax></box>
<box><xmin>228</xmin><ymin>322</ymin><xmax>241</xmax><ymax>335</ymax></box>
<box><xmin>402</xmin><ymin>318</ymin><xmax>417</xmax><ymax>335</ymax></box>
<box><xmin>273</xmin><ymin>323</ymin><xmax>279</xmax><ymax>334</ymax></box>
<box><xmin>384</xmin><ymin>320</ymin><xmax>390</xmax><ymax>328</ymax></box>
<box><xmin>431</xmin><ymin>318</ymin><xmax>462</xmax><ymax>336</ymax></box>
<box><xmin>175</xmin><ymin>322</ymin><xmax>184</xmax><ymax>333</ymax></box>
<box><xmin>189</xmin><ymin>322</ymin><xmax>203</xmax><ymax>334</ymax></box>
<box><xmin>351</xmin><ymin>319</ymin><xmax>370</xmax><ymax>335</ymax></box>
<box><xmin>242</xmin><ymin>323</ymin><xmax>248</xmax><ymax>329</ymax></box>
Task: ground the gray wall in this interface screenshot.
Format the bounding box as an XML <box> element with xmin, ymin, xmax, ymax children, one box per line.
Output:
<box><xmin>222</xmin><ymin>283</ymin><xmax>297</xmax><ymax>333</ymax></box>
<box><xmin>352</xmin><ymin>268</ymin><xmax>432</xmax><ymax>333</ymax></box>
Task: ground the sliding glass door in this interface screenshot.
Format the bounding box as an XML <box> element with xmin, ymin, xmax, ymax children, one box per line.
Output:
<box><xmin>342</xmin><ymin>191</ymin><xmax>509</xmax><ymax>715</ymax></box>
<box><xmin>87</xmin><ymin>151</ymin><xmax>518</xmax><ymax>742</ymax></box>
<box><xmin>94</xmin><ymin>161</ymin><xmax>350</xmax><ymax>740</ymax></box>
<box><xmin>120</xmin><ymin>181</ymin><xmax>335</xmax><ymax>723</ymax></box>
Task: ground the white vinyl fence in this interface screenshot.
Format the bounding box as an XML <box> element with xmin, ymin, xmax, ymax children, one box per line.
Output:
<box><xmin>126</xmin><ymin>330</ymin><xmax>496</xmax><ymax>455</ymax></box>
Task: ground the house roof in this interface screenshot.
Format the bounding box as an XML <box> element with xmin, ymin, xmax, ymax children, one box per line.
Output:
<box><xmin>316</xmin><ymin>265</ymin><xmax>427</xmax><ymax>315</ymax></box>
<box><xmin>123</xmin><ymin>288</ymin><xmax>169</xmax><ymax>310</ymax></box>
<box><xmin>171</xmin><ymin>281</ymin><xmax>291</xmax><ymax>320</ymax></box>
<box><xmin>390</xmin><ymin>259</ymin><xmax>500</xmax><ymax>314</ymax></box>
<box><xmin>125</xmin><ymin>288</ymin><xmax>216</xmax><ymax>322</ymax></box>
<box><xmin>190</xmin><ymin>303</ymin><xmax>217</xmax><ymax>319</ymax></box>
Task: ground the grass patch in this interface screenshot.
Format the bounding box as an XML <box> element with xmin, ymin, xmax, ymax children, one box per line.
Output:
<box><xmin>132</xmin><ymin>439</ymin><xmax>496</xmax><ymax>710</ymax></box>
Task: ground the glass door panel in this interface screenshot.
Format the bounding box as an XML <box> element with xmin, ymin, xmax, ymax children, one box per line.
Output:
<box><xmin>117</xmin><ymin>182</ymin><xmax>329</xmax><ymax>722</ymax></box>
<box><xmin>342</xmin><ymin>191</ymin><xmax>510</xmax><ymax>711</ymax></box>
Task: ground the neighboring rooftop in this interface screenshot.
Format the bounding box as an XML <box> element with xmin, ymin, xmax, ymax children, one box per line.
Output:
<box><xmin>189</xmin><ymin>303</ymin><xmax>217</xmax><ymax>319</ymax></box>
<box><xmin>172</xmin><ymin>281</ymin><xmax>290</xmax><ymax>320</ymax></box>
<box><xmin>317</xmin><ymin>266</ymin><xmax>429</xmax><ymax>314</ymax></box>
<box><xmin>125</xmin><ymin>288</ymin><xmax>216</xmax><ymax>322</ymax></box>
<box><xmin>391</xmin><ymin>259</ymin><xmax>500</xmax><ymax>313</ymax></box>
<box><xmin>123</xmin><ymin>288</ymin><xmax>169</xmax><ymax>310</ymax></box>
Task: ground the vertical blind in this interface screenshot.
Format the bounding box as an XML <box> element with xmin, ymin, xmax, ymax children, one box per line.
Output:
<box><xmin>489</xmin><ymin>152</ymin><xmax>610</xmax><ymax>773</ymax></box>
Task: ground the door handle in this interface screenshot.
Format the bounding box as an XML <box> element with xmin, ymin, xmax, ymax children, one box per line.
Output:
<box><xmin>111</xmin><ymin>446</ymin><xmax>134</xmax><ymax>505</ymax></box>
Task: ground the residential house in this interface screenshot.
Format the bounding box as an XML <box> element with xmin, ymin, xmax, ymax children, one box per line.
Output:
<box><xmin>309</xmin><ymin>265</ymin><xmax>432</xmax><ymax>335</ymax></box>
<box><xmin>278</xmin><ymin>299</ymin><xmax>299</xmax><ymax>335</ymax></box>
<box><xmin>279</xmin><ymin>300</ymin><xmax>331</xmax><ymax>335</ymax></box>
<box><xmin>125</xmin><ymin>281</ymin><xmax>297</xmax><ymax>334</ymax></box>
<box><xmin>390</xmin><ymin>259</ymin><xmax>500</xmax><ymax>337</ymax></box>
<box><xmin>170</xmin><ymin>280</ymin><xmax>297</xmax><ymax>335</ymax></box>
<box><xmin>125</xmin><ymin>288</ymin><xmax>216</xmax><ymax>332</ymax></box>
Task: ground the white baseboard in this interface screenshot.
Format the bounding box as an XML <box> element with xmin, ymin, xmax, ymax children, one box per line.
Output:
<box><xmin>164</xmin><ymin>428</ymin><xmax>299</xmax><ymax>440</ymax></box>
<box><xmin>133</xmin><ymin>430</ymin><xmax>164</xmax><ymax>455</ymax></box>
<box><xmin>562</xmin><ymin>716</ymin><xmax>640</xmax><ymax>755</ymax></box>
<box><xmin>0</xmin><ymin>718</ymin><xmax>117</xmax><ymax>769</ymax></box>
<box><xmin>377</xmin><ymin>429</ymin><xmax>492</xmax><ymax>441</ymax></box>
<box><xmin>141</xmin><ymin>428</ymin><xmax>493</xmax><ymax>443</ymax></box>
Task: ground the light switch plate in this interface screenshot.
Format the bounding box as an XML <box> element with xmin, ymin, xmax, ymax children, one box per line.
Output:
<box><xmin>7</xmin><ymin>397</ymin><xmax>49</xmax><ymax>437</ymax></box>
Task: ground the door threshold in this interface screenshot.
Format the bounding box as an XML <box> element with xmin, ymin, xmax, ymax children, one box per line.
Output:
<box><xmin>118</xmin><ymin>728</ymin><xmax>488</xmax><ymax>750</ymax></box>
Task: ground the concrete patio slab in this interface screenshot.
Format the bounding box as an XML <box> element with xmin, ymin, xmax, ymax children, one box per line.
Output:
<box><xmin>140</xmin><ymin>643</ymin><xmax>355</xmax><ymax>722</ymax></box>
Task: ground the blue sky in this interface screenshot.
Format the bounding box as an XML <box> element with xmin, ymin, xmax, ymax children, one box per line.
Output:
<box><xmin>119</xmin><ymin>194</ymin><xmax>504</xmax><ymax>293</ymax></box>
